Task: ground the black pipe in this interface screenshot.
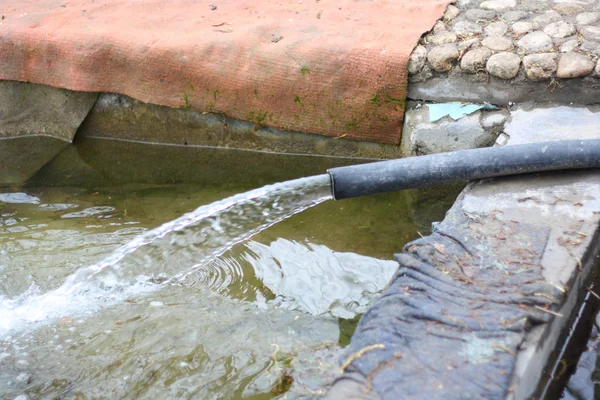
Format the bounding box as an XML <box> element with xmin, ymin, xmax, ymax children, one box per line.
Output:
<box><xmin>328</xmin><ymin>139</ymin><xmax>600</xmax><ymax>200</ymax></box>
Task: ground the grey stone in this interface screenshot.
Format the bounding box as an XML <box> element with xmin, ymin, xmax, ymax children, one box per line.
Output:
<box><xmin>427</xmin><ymin>44</ymin><xmax>460</xmax><ymax>72</ymax></box>
<box><xmin>595</xmin><ymin>60</ymin><xmax>600</xmax><ymax>77</ymax></box>
<box><xmin>453</xmin><ymin>20</ymin><xmax>483</xmax><ymax>37</ymax></box>
<box><xmin>433</xmin><ymin>20</ymin><xmax>448</xmax><ymax>34</ymax></box>
<box><xmin>576</xmin><ymin>12</ymin><xmax>600</xmax><ymax>26</ymax></box>
<box><xmin>443</xmin><ymin>5</ymin><xmax>460</xmax><ymax>22</ymax></box>
<box><xmin>557</xmin><ymin>52</ymin><xmax>595</xmax><ymax>78</ymax></box>
<box><xmin>580</xmin><ymin>25</ymin><xmax>600</xmax><ymax>42</ymax></box>
<box><xmin>580</xmin><ymin>40</ymin><xmax>600</xmax><ymax>55</ymax></box>
<box><xmin>460</xmin><ymin>47</ymin><xmax>493</xmax><ymax>73</ymax></box>
<box><xmin>532</xmin><ymin>10</ymin><xmax>563</xmax><ymax>29</ymax></box>
<box><xmin>457</xmin><ymin>38</ymin><xmax>481</xmax><ymax>51</ymax></box>
<box><xmin>481</xmin><ymin>111</ymin><xmax>509</xmax><ymax>128</ymax></box>
<box><xmin>560</xmin><ymin>39</ymin><xmax>580</xmax><ymax>53</ymax></box>
<box><xmin>464</xmin><ymin>9</ymin><xmax>497</xmax><ymax>22</ymax></box>
<box><xmin>517</xmin><ymin>31</ymin><xmax>554</xmax><ymax>53</ymax></box>
<box><xmin>553</xmin><ymin>3</ymin><xmax>585</xmax><ymax>15</ymax></box>
<box><xmin>521</xmin><ymin>2</ymin><xmax>551</xmax><ymax>12</ymax></box>
<box><xmin>408</xmin><ymin>45</ymin><xmax>428</xmax><ymax>74</ymax></box>
<box><xmin>484</xmin><ymin>21</ymin><xmax>509</xmax><ymax>36</ymax></box>
<box><xmin>482</xmin><ymin>36</ymin><xmax>514</xmax><ymax>51</ymax></box>
<box><xmin>0</xmin><ymin>81</ymin><xmax>97</xmax><ymax>141</ymax></box>
<box><xmin>486</xmin><ymin>52</ymin><xmax>521</xmax><ymax>79</ymax></box>
<box><xmin>402</xmin><ymin>107</ymin><xmax>495</xmax><ymax>156</ymax></box>
<box><xmin>512</xmin><ymin>21</ymin><xmax>535</xmax><ymax>35</ymax></box>
<box><xmin>428</xmin><ymin>31</ymin><xmax>458</xmax><ymax>45</ymax></box>
<box><xmin>543</xmin><ymin>21</ymin><xmax>576</xmax><ymax>38</ymax></box>
<box><xmin>458</xmin><ymin>0</ymin><xmax>480</xmax><ymax>7</ymax></box>
<box><xmin>502</xmin><ymin>10</ymin><xmax>528</xmax><ymax>22</ymax></box>
<box><xmin>522</xmin><ymin>53</ymin><xmax>559</xmax><ymax>81</ymax></box>
<box><xmin>480</xmin><ymin>0</ymin><xmax>517</xmax><ymax>11</ymax></box>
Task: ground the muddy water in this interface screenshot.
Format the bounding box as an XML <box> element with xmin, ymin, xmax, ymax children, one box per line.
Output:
<box><xmin>0</xmin><ymin>139</ymin><xmax>459</xmax><ymax>399</ymax></box>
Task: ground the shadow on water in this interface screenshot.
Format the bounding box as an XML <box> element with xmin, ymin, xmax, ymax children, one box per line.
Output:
<box><xmin>0</xmin><ymin>137</ymin><xmax>463</xmax><ymax>399</ymax></box>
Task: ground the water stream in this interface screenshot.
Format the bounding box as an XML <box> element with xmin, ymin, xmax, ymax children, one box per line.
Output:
<box><xmin>0</xmin><ymin>139</ymin><xmax>460</xmax><ymax>398</ymax></box>
<box><xmin>0</xmin><ymin>175</ymin><xmax>332</xmax><ymax>335</ymax></box>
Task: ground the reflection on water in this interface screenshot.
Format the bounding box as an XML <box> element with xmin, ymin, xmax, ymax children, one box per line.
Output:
<box><xmin>242</xmin><ymin>239</ymin><xmax>397</xmax><ymax>318</ymax></box>
<box><xmin>0</xmin><ymin>139</ymin><xmax>458</xmax><ymax>399</ymax></box>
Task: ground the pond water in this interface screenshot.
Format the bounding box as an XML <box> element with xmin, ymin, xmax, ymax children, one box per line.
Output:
<box><xmin>0</xmin><ymin>138</ymin><xmax>460</xmax><ymax>399</ymax></box>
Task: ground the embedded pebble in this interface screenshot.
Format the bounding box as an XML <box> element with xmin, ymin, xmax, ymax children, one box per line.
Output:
<box><xmin>512</xmin><ymin>21</ymin><xmax>534</xmax><ymax>35</ymax></box>
<box><xmin>580</xmin><ymin>40</ymin><xmax>600</xmax><ymax>55</ymax></box>
<box><xmin>464</xmin><ymin>9</ymin><xmax>496</xmax><ymax>21</ymax></box>
<box><xmin>482</xmin><ymin>36</ymin><xmax>514</xmax><ymax>51</ymax></box>
<box><xmin>453</xmin><ymin>20</ymin><xmax>483</xmax><ymax>36</ymax></box>
<box><xmin>412</xmin><ymin>0</ymin><xmax>600</xmax><ymax>81</ymax></box>
<box><xmin>557</xmin><ymin>52</ymin><xmax>595</xmax><ymax>78</ymax></box>
<box><xmin>580</xmin><ymin>25</ymin><xmax>600</xmax><ymax>42</ymax></box>
<box><xmin>408</xmin><ymin>45</ymin><xmax>427</xmax><ymax>74</ymax></box>
<box><xmin>443</xmin><ymin>5</ymin><xmax>460</xmax><ymax>22</ymax></box>
<box><xmin>428</xmin><ymin>31</ymin><xmax>458</xmax><ymax>45</ymax></box>
<box><xmin>560</xmin><ymin>39</ymin><xmax>580</xmax><ymax>53</ymax></box>
<box><xmin>553</xmin><ymin>3</ymin><xmax>584</xmax><ymax>15</ymax></box>
<box><xmin>457</xmin><ymin>38</ymin><xmax>480</xmax><ymax>51</ymax></box>
<box><xmin>517</xmin><ymin>31</ymin><xmax>553</xmax><ymax>53</ymax></box>
<box><xmin>433</xmin><ymin>20</ymin><xmax>447</xmax><ymax>34</ymax></box>
<box><xmin>484</xmin><ymin>21</ymin><xmax>509</xmax><ymax>36</ymax></box>
<box><xmin>480</xmin><ymin>0</ymin><xmax>516</xmax><ymax>11</ymax></box>
<box><xmin>576</xmin><ymin>12</ymin><xmax>600</xmax><ymax>26</ymax></box>
<box><xmin>532</xmin><ymin>10</ymin><xmax>563</xmax><ymax>28</ymax></box>
<box><xmin>502</xmin><ymin>10</ymin><xmax>528</xmax><ymax>22</ymax></box>
<box><xmin>460</xmin><ymin>47</ymin><xmax>493</xmax><ymax>73</ymax></box>
<box><xmin>427</xmin><ymin>44</ymin><xmax>459</xmax><ymax>72</ymax></box>
<box><xmin>486</xmin><ymin>52</ymin><xmax>521</xmax><ymax>79</ymax></box>
<box><xmin>522</xmin><ymin>53</ymin><xmax>558</xmax><ymax>81</ymax></box>
<box><xmin>543</xmin><ymin>21</ymin><xmax>575</xmax><ymax>38</ymax></box>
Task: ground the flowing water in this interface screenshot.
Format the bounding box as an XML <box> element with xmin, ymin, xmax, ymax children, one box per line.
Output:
<box><xmin>0</xmin><ymin>138</ymin><xmax>460</xmax><ymax>399</ymax></box>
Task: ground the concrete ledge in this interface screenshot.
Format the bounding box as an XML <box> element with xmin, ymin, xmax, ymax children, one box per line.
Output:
<box><xmin>408</xmin><ymin>74</ymin><xmax>600</xmax><ymax>105</ymax></box>
<box><xmin>326</xmin><ymin>106</ymin><xmax>600</xmax><ymax>399</ymax></box>
<box><xmin>78</xmin><ymin>93</ymin><xmax>403</xmax><ymax>159</ymax></box>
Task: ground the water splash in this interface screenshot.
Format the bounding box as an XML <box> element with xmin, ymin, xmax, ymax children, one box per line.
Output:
<box><xmin>0</xmin><ymin>175</ymin><xmax>332</xmax><ymax>334</ymax></box>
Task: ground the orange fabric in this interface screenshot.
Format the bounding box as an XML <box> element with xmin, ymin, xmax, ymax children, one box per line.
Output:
<box><xmin>0</xmin><ymin>0</ymin><xmax>449</xmax><ymax>144</ymax></box>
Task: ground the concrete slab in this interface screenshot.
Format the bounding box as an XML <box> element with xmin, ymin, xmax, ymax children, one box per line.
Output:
<box><xmin>325</xmin><ymin>105</ymin><xmax>600</xmax><ymax>399</ymax></box>
<box><xmin>0</xmin><ymin>136</ymin><xmax>69</xmax><ymax>186</ymax></box>
<box><xmin>0</xmin><ymin>81</ymin><xmax>97</xmax><ymax>142</ymax></box>
<box><xmin>0</xmin><ymin>81</ymin><xmax>97</xmax><ymax>186</ymax></box>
